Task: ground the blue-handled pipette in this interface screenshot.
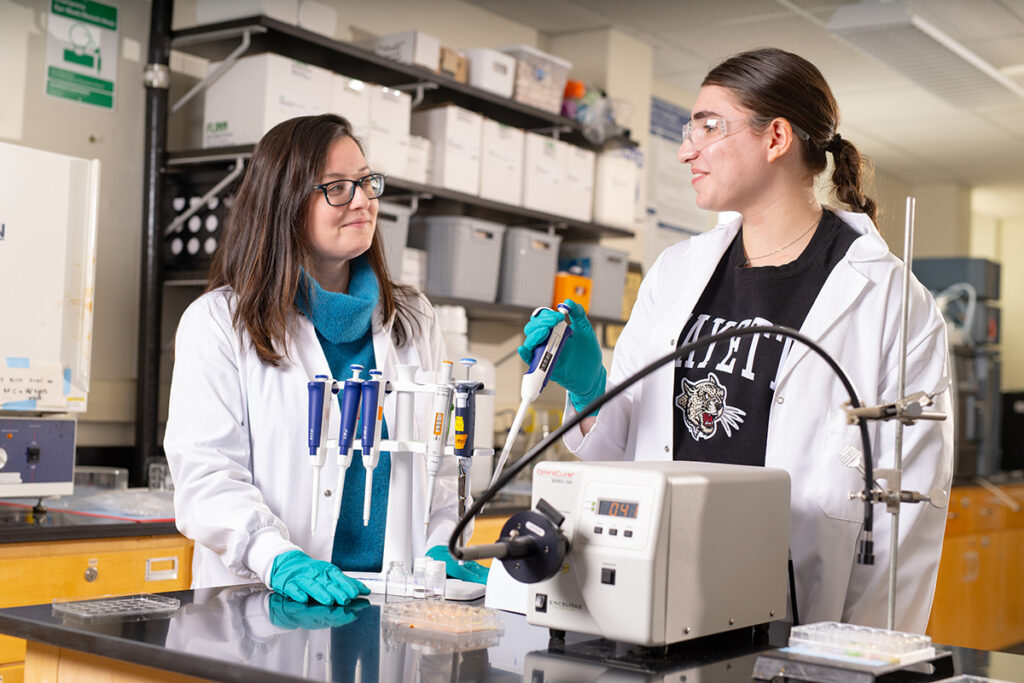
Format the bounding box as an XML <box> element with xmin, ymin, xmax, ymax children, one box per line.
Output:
<box><xmin>307</xmin><ymin>374</ymin><xmax>338</xmax><ymax>536</ymax></box>
<box><xmin>491</xmin><ymin>303</ymin><xmax>574</xmax><ymax>486</ymax></box>
<box><xmin>360</xmin><ymin>369</ymin><xmax>387</xmax><ymax>527</ymax></box>
<box><xmin>332</xmin><ymin>364</ymin><xmax>364</xmax><ymax>525</ymax></box>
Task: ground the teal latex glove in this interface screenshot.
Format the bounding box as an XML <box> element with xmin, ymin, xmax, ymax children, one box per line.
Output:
<box><xmin>268</xmin><ymin>593</ymin><xmax>369</xmax><ymax>630</ymax></box>
<box><xmin>517</xmin><ymin>299</ymin><xmax>607</xmax><ymax>414</ymax></box>
<box><xmin>426</xmin><ymin>545</ymin><xmax>490</xmax><ymax>584</ymax></box>
<box><xmin>269</xmin><ymin>550</ymin><xmax>370</xmax><ymax>605</ymax></box>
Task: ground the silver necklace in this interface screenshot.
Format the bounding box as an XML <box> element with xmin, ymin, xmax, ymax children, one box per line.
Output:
<box><xmin>742</xmin><ymin>211</ymin><xmax>822</xmax><ymax>267</ymax></box>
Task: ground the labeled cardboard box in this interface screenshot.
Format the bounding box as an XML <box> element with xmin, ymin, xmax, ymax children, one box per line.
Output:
<box><xmin>371</xmin><ymin>30</ymin><xmax>440</xmax><ymax>71</ymax></box>
<box><xmin>480</xmin><ymin>119</ymin><xmax>524</xmax><ymax>206</ymax></box>
<box><xmin>330</xmin><ymin>75</ymin><xmax>370</xmax><ymax>141</ymax></box>
<box><xmin>522</xmin><ymin>131</ymin><xmax>564</xmax><ymax>215</ymax></box>
<box><xmin>202</xmin><ymin>53</ymin><xmax>331</xmax><ymax>148</ymax></box>
<box><xmin>411</xmin><ymin>105</ymin><xmax>483</xmax><ymax>195</ymax></box>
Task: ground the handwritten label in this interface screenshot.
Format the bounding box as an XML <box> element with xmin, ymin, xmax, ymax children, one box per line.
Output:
<box><xmin>0</xmin><ymin>365</ymin><xmax>63</xmax><ymax>404</ymax></box>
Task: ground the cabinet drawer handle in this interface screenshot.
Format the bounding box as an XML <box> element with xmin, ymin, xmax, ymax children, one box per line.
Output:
<box><xmin>146</xmin><ymin>556</ymin><xmax>179</xmax><ymax>582</ymax></box>
<box><xmin>963</xmin><ymin>550</ymin><xmax>980</xmax><ymax>583</ymax></box>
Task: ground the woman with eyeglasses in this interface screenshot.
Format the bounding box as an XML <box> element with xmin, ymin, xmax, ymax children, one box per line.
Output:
<box><xmin>165</xmin><ymin>114</ymin><xmax>486</xmax><ymax>606</ymax></box>
<box><xmin>521</xmin><ymin>48</ymin><xmax>952</xmax><ymax>632</ymax></box>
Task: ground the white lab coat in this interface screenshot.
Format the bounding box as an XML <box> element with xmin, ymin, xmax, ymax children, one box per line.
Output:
<box><xmin>165</xmin><ymin>287</ymin><xmax>459</xmax><ymax>590</ymax></box>
<box><xmin>564</xmin><ymin>209</ymin><xmax>954</xmax><ymax>633</ymax></box>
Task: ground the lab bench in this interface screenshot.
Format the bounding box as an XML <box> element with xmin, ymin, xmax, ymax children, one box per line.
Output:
<box><xmin>0</xmin><ymin>584</ymin><xmax>1021</xmax><ymax>682</ymax></box>
<box><xmin>0</xmin><ymin>505</ymin><xmax>193</xmax><ymax>683</ymax></box>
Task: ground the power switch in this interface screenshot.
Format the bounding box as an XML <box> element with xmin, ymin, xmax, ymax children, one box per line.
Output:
<box><xmin>26</xmin><ymin>444</ymin><xmax>41</xmax><ymax>463</ymax></box>
<box><xmin>601</xmin><ymin>568</ymin><xmax>616</xmax><ymax>585</ymax></box>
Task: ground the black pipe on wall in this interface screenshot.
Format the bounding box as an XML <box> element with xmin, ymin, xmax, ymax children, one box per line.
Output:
<box><xmin>134</xmin><ymin>0</ymin><xmax>174</xmax><ymax>487</ymax></box>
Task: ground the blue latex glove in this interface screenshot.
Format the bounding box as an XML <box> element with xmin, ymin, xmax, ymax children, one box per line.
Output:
<box><xmin>517</xmin><ymin>299</ymin><xmax>606</xmax><ymax>414</ymax></box>
<box><xmin>426</xmin><ymin>545</ymin><xmax>489</xmax><ymax>584</ymax></box>
<box><xmin>268</xmin><ymin>593</ymin><xmax>369</xmax><ymax>630</ymax></box>
<box><xmin>269</xmin><ymin>550</ymin><xmax>370</xmax><ymax>605</ymax></box>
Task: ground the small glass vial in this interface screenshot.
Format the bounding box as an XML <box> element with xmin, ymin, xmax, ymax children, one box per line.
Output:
<box><xmin>384</xmin><ymin>561</ymin><xmax>408</xmax><ymax>603</ymax></box>
<box><xmin>411</xmin><ymin>557</ymin><xmax>430</xmax><ymax>600</ymax></box>
<box><xmin>425</xmin><ymin>559</ymin><xmax>446</xmax><ymax>600</ymax></box>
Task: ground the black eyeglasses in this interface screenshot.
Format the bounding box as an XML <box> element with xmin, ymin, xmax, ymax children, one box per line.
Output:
<box><xmin>313</xmin><ymin>173</ymin><xmax>386</xmax><ymax>207</ymax></box>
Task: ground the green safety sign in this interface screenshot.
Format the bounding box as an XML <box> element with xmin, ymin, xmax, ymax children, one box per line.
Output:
<box><xmin>45</xmin><ymin>0</ymin><xmax>119</xmax><ymax>110</ymax></box>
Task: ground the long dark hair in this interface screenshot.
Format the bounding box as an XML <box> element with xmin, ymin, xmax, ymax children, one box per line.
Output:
<box><xmin>207</xmin><ymin>114</ymin><xmax>421</xmax><ymax>365</ymax></box>
<box><xmin>703</xmin><ymin>48</ymin><xmax>877</xmax><ymax>222</ymax></box>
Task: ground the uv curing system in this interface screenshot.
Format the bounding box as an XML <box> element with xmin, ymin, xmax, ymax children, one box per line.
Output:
<box><xmin>479</xmin><ymin>461</ymin><xmax>791</xmax><ymax>647</ymax></box>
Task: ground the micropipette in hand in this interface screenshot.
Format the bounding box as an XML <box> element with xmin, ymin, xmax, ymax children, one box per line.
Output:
<box><xmin>360</xmin><ymin>369</ymin><xmax>387</xmax><ymax>527</ymax></box>
<box><xmin>332</xmin><ymin>364</ymin><xmax>364</xmax><ymax>525</ymax></box>
<box><xmin>307</xmin><ymin>374</ymin><xmax>338</xmax><ymax>537</ymax></box>
<box><xmin>491</xmin><ymin>302</ymin><xmax>574</xmax><ymax>486</ymax></box>
<box><xmin>424</xmin><ymin>361</ymin><xmax>455</xmax><ymax>531</ymax></box>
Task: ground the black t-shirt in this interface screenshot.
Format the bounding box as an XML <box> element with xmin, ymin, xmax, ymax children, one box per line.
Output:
<box><xmin>672</xmin><ymin>210</ymin><xmax>859</xmax><ymax>466</ymax></box>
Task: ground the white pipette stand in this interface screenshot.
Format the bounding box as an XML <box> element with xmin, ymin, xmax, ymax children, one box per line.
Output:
<box><xmin>308</xmin><ymin>363</ymin><xmax>493</xmax><ymax>572</ymax></box>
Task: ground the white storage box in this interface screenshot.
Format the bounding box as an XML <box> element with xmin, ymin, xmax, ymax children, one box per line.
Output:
<box><xmin>297</xmin><ymin>1</ymin><xmax>336</xmax><ymax>37</ymax></box>
<box><xmin>363</xmin><ymin>131</ymin><xmax>408</xmax><ymax>176</ymax></box>
<box><xmin>411</xmin><ymin>106</ymin><xmax>483</xmax><ymax>195</ymax></box>
<box><xmin>558</xmin><ymin>243</ymin><xmax>628</xmax><ymax>320</ymax></box>
<box><xmin>368</xmin><ymin>85</ymin><xmax>411</xmax><ymax>136</ymax></box>
<box><xmin>500</xmin><ymin>45</ymin><xmax>571</xmax><ymax>114</ymax></box>
<box><xmin>480</xmin><ymin>120</ymin><xmax>524</xmax><ymax>206</ymax></box>
<box><xmin>465</xmin><ymin>48</ymin><xmax>516</xmax><ymax>98</ymax></box>
<box><xmin>362</xmin><ymin>85</ymin><xmax>412</xmax><ymax>175</ymax></box>
<box><xmin>376</xmin><ymin>201</ymin><xmax>413</xmax><ymax>279</ymax></box>
<box><xmin>592</xmin><ymin>152</ymin><xmax>638</xmax><ymax>229</ymax></box>
<box><xmin>401</xmin><ymin>135</ymin><xmax>432</xmax><ymax>184</ymax></box>
<box><xmin>330</xmin><ymin>75</ymin><xmax>370</xmax><ymax>141</ymax></box>
<box><xmin>498</xmin><ymin>228</ymin><xmax>561</xmax><ymax>307</ymax></box>
<box><xmin>563</xmin><ymin>143</ymin><xmax>595</xmax><ymax>222</ymax></box>
<box><xmin>400</xmin><ymin>247</ymin><xmax>427</xmax><ymax>290</ymax></box>
<box><xmin>371</xmin><ymin>30</ymin><xmax>440</xmax><ymax>71</ymax></box>
<box><xmin>196</xmin><ymin>0</ymin><xmax>298</xmax><ymax>25</ymax></box>
<box><xmin>410</xmin><ymin>216</ymin><xmax>505</xmax><ymax>302</ymax></box>
<box><xmin>202</xmin><ymin>53</ymin><xmax>331</xmax><ymax>148</ymax></box>
<box><xmin>522</xmin><ymin>132</ymin><xmax>564</xmax><ymax>216</ymax></box>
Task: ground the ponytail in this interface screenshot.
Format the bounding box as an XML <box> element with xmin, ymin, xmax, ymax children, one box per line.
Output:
<box><xmin>829</xmin><ymin>136</ymin><xmax>877</xmax><ymax>223</ymax></box>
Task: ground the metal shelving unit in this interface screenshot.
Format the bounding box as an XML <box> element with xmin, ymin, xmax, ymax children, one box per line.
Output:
<box><xmin>137</xmin><ymin>8</ymin><xmax>633</xmax><ymax>480</ymax></box>
<box><xmin>164</xmin><ymin>147</ymin><xmax>634</xmax><ymax>241</ymax></box>
<box><xmin>169</xmin><ymin>16</ymin><xmax>633</xmax><ymax>151</ymax></box>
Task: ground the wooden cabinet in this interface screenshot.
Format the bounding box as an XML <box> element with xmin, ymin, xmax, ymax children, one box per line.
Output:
<box><xmin>928</xmin><ymin>484</ymin><xmax>1024</xmax><ymax>650</ymax></box>
<box><xmin>0</xmin><ymin>534</ymin><xmax>193</xmax><ymax>678</ymax></box>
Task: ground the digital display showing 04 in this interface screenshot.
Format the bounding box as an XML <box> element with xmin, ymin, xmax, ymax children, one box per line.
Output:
<box><xmin>597</xmin><ymin>499</ymin><xmax>638</xmax><ymax>518</ymax></box>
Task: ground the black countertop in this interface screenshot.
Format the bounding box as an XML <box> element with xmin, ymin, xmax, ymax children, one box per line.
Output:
<box><xmin>1</xmin><ymin>584</ymin><xmax>1022</xmax><ymax>682</ymax></box>
<box><xmin>0</xmin><ymin>502</ymin><xmax>180</xmax><ymax>544</ymax></box>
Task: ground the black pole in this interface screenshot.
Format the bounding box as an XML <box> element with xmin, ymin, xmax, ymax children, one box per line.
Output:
<box><xmin>134</xmin><ymin>0</ymin><xmax>173</xmax><ymax>487</ymax></box>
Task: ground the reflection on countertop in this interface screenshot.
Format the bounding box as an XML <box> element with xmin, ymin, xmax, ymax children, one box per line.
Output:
<box><xmin>0</xmin><ymin>488</ymin><xmax>180</xmax><ymax>543</ymax></box>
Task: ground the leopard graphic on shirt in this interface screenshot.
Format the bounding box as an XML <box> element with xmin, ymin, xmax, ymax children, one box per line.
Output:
<box><xmin>672</xmin><ymin>210</ymin><xmax>860</xmax><ymax>467</ymax></box>
<box><xmin>676</xmin><ymin>372</ymin><xmax>746</xmax><ymax>441</ymax></box>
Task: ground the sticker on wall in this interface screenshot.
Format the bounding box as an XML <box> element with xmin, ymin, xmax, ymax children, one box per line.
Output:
<box><xmin>44</xmin><ymin>0</ymin><xmax>119</xmax><ymax>111</ymax></box>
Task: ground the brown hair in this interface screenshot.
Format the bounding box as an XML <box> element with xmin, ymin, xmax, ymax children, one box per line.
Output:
<box><xmin>703</xmin><ymin>48</ymin><xmax>877</xmax><ymax>222</ymax></box>
<box><xmin>207</xmin><ymin>114</ymin><xmax>421</xmax><ymax>365</ymax></box>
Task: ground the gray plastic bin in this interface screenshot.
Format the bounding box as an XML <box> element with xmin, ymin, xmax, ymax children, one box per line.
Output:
<box><xmin>498</xmin><ymin>228</ymin><xmax>561</xmax><ymax>307</ymax></box>
<box><xmin>410</xmin><ymin>215</ymin><xmax>506</xmax><ymax>302</ymax></box>
<box><xmin>377</xmin><ymin>201</ymin><xmax>412</xmax><ymax>279</ymax></box>
<box><xmin>558</xmin><ymin>243</ymin><xmax>628</xmax><ymax>320</ymax></box>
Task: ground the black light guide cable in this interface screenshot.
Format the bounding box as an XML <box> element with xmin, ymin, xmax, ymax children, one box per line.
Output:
<box><xmin>448</xmin><ymin>325</ymin><xmax>877</xmax><ymax>570</ymax></box>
